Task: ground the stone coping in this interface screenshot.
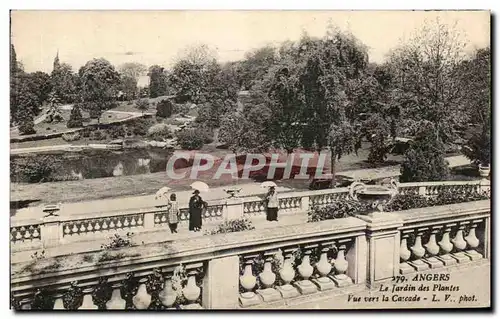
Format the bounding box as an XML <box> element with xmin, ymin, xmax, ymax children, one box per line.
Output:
<box><xmin>393</xmin><ymin>200</ymin><xmax>490</xmax><ymax>227</ymax></box>
<box><xmin>11</xmin><ymin>216</ymin><xmax>366</xmax><ymax>287</ymax></box>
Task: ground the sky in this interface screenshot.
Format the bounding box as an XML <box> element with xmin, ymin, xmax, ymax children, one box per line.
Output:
<box><xmin>11</xmin><ymin>10</ymin><xmax>490</xmax><ymax>74</ymax></box>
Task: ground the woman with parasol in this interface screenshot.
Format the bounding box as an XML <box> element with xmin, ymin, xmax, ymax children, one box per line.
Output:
<box><xmin>188</xmin><ymin>182</ymin><xmax>209</xmax><ymax>232</ymax></box>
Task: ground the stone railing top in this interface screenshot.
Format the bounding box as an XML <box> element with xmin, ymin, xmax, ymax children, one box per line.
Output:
<box><xmin>398</xmin><ymin>179</ymin><xmax>488</xmax><ymax>188</ymax></box>
<box><xmin>11</xmin><ymin>216</ymin><xmax>367</xmax><ymax>290</ymax></box>
<box><xmin>391</xmin><ymin>199</ymin><xmax>490</xmax><ymax>228</ymax></box>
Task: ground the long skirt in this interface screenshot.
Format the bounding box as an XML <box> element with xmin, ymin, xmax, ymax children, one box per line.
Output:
<box><xmin>189</xmin><ymin>208</ymin><xmax>203</xmax><ymax>230</ymax></box>
<box><xmin>266</xmin><ymin>207</ymin><xmax>278</xmax><ymax>221</ymax></box>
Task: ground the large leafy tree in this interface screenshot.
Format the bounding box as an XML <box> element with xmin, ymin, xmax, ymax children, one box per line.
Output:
<box><xmin>119</xmin><ymin>74</ymin><xmax>138</xmax><ymax>100</ymax></box>
<box><xmin>26</xmin><ymin>71</ymin><xmax>52</xmax><ymax>107</ymax></box>
<box><xmin>239</xmin><ymin>45</ymin><xmax>277</xmax><ymax>90</ymax></box>
<box><xmin>51</xmin><ymin>62</ymin><xmax>78</xmax><ymax>104</ymax></box>
<box><xmin>299</xmin><ymin>28</ymin><xmax>368</xmax><ymax>186</ymax></box>
<box><xmin>78</xmin><ymin>58</ymin><xmax>121</xmax><ymax>124</ymax></box>
<box><xmin>387</xmin><ymin>18</ymin><xmax>468</xmax><ymax>144</ymax></box>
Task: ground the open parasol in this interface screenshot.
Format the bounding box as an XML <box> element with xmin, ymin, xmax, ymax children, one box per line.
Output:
<box><xmin>260</xmin><ymin>181</ymin><xmax>277</xmax><ymax>188</ymax></box>
<box><xmin>190</xmin><ymin>181</ymin><xmax>210</xmax><ymax>193</ymax></box>
<box><xmin>155</xmin><ymin>186</ymin><xmax>171</xmax><ymax>200</ymax></box>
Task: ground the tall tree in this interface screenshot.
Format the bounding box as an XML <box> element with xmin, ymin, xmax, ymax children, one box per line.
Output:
<box><xmin>387</xmin><ymin>18</ymin><xmax>468</xmax><ymax>144</ymax></box>
<box><xmin>51</xmin><ymin>62</ymin><xmax>78</xmax><ymax>104</ymax></box>
<box><xmin>26</xmin><ymin>71</ymin><xmax>52</xmax><ymax>107</ymax></box>
<box><xmin>10</xmin><ymin>44</ymin><xmax>20</xmax><ymax>123</ymax></box>
<box><xmin>299</xmin><ymin>27</ymin><xmax>368</xmax><ymax>186</ymax></box>
<box><xmin>119</xmin><ymin>74</ymin><xmax>138</xmax><ymax>100</ymax></box>
<box><xmin>79</xmin><ymin>58</ymin><xmax>121</xmax><ymax>125</ymax></box>
<box><xmin>148</xmin><ymin>65</ymin><xmax>168</xmax><ymax>98</ymax></box>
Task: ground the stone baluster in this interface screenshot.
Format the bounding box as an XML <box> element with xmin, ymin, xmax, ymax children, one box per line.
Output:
<box><xmin>423</xmin><ymin>226</ymin><xmax>444</xmax><ymax>269</ymax></box>
<box><xmin>276</xmin><ymin>248</ymin><xmax>300</xmax><ymax>299</ymax></box>
<box><xmin>181</xmin><ymin>269</ymin><xmax>203</xmax><ymax>309</ymax></box>
<box><xmin>158</xmin><ymin>274</ymin><xmax>177</xmax><ymax>309</ymax></box>
<box><xmin>399</xmin><ymin>231</ymin><xmax>414</xmax><ymax>274</ymax></box>
<box><xmin>78</xmin><ymin>287</ymin><xmax>98</xmax><ymax>310</ymax></box>
<box><xmin>132</xmin><ymin>277</ymin><xmax>152</xmax><ymax>310</ymax></box>
<box><xmin>293</xmin><ymin>245</ymin><xmax>318</xmax><ymax>294</ymax></box>
<box><xmin>464</xmin><ymin>219</ymin><xmax>483</xmax><ymax>261</ymax></box>
<box><xmin>106</xmin><ymin>283</ymin><xmax>126</xmax><ymax>310</ymax></box>
<box><xmin>408</xmin><ymin>228</ymin><xmax>430</xmax><ymax>271</ymax></box>
<box><xmin>330</xmin><ymin>241</ymin><xmax>353</xmax><ymax>287</ymax></box>
<box><xmin>256</xmin><ymin>252</ymin><xmax>281</xmax><ymax>302</ymax></box>
<box><xmin>451</xmin><ymin>222</ymin><xmax>472</xmax><ymax>263</ymax></box>
<box><xmin>239</xmin><ymin>255</ymin><xmax>261</xmax><ymax>307</ymax></box>
<box><xmin>312</xmin><ymin>242</ymin><xmax>335</xmax><ymax>291</ymax></box>
<box><xmin>53</xmin><ymin>293</ymin><xmax>65</xmax><ymax>310</ymax></box>
<box><xmin>436</xmin><ymin>223</ymin><xmax>458</xmax><ymax>266</ymax></box>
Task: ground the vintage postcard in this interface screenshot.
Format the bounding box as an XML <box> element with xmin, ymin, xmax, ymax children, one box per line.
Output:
<box><xmin>9</xmin><ymin>10</ymin><xmax>491</xmax><ymax>310</ymax></box>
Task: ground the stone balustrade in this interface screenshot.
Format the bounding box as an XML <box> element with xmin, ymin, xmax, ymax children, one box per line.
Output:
<box><xmin>10</xmin><ymin>179</ymin><xmax>490</xmax><ymax>252</ymax></box>
<box><xmin>10</xmin><ymin>200</ymin><xmax>490</xmax><ymax>310</ymax></box>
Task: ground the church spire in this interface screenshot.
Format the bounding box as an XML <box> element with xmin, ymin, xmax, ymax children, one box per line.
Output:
<box><xmin>53</xmin><ymin>49</ymin><xmax>60</xmax><ymax>71</ymax></box>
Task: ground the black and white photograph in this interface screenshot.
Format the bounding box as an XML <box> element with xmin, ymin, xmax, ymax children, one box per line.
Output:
<box><xmin>8</xmin><ymin>9</ymin><xmax>491</xmax><ymax>310</ymax></box>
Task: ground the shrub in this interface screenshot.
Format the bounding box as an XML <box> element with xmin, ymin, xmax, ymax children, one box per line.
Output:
<box><xmin>108</xmin><ymin>125</ymin><xmax>127</xmax><ymax>139</ymax></box>
<box><xmin>17</xmin><ymin>110</ymin><xmax>36</xmax><ymax>135</ymax></box>
<box><xmin>135</xmin><ymin>99</ymin><xmax>150</xmax><ymax>114</ymax></box>
<box><xmin>128</xmin><ymin>118</ymin><xmax>151</xmax><ymax>136</ymax></box>
<box><xmin>193</xmin><ymin>126</ymin><xmax>214</xmax><ymax>144</ymax></box>
<box><xmin>147</xmin><ymin>123</ymin><xmax>173</xmax><ymax>141</ymax></box>
<box><xmin>400</xmin><ymin>125</ymin><xmax>449</xmax><ymax>182</ymax></box>
<box><xmin>156</xmin><ymin>99</ymin><xmax>174</xmax><ymax>118</ymax></box>
<box><xmin>101</xmin><ymin>233</ymin><xmax>135</xmax><ymax>250</ymax></box>
<box><xmin>385</xmin><ymin>194</ymin><xmax>429</xmax><ymax>211</ymax></box>
<box><xmin>67</xmin><ymin>105</ymin><xmax>84</xmax><ymax>128</ymax></box>
<box><xmin>89</xmin><ymin>129</ymin><xmax>108</xmax><ymax>141</ymax></box>
<box><xmin>175</xmin><ymin>129</ymin><xmax>205</xmax><ymax>150</ymax></box>
<box><xmin>431</xmin><ymin>189</ymin><xmax>490</xmax><ymax>206</ymax></box>
<box><xmin>307</xmin><ymin>200</ymin><xmax>369</xmax><ymax>222</ymax></box>
<box><xmin>62</xmin><ymin>132</ymin><xmax>81</xmax><ymax>142</ymax></box>
<box><xmin>205</xmin><ymin>218</ymin><xmax>255</xmax><ymax>235</ymax></box>
<box><xmin>462</xmin><ymin>124</ymin><xmax>490</xmax><ymax>166</ymax></box>
<box><xmin>10</xmin><ymin>155</ymin><xmax>62</xmax><ymax>183</ymax></box>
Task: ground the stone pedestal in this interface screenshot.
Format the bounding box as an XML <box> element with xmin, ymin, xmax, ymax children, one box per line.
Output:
<box><xmin>422</xmin><ymin>257</ymin><xmax>444</xmax><ymax>269</ymax></box>
<box><xmin>276</xmin><ymin>284</ymin><xmax>300</xmax><ymax>298</ymax></box>
<box><xmin>329</xmin><ymin>274</ymin><xmax>353</xmax><ymax>288</ymax></box>
<box><xmin>225</xmin><ymin>198</ymin><xmax>244</xmax><ymax>220</ymax></box>
<box><xmin>399</xmin><ymin>262</ymin><xmax>416</xmax><ymax>274</ymax></box>
<box><xmin>312</xmin><ymin>276</ymin><xmax>336</xmax><ymax>291</ymax></box>
<box><xmin>293</xmin><ymin>280</ymin><xmax>318</xmax><ymax>295</ymax></box>
<box><xmin>40</xmin><ymin>216</ymin><xmax>62</xmax><ymax>248</ymax></box>
<box><xmin>202</xmin><ymin>255</ymin><xmax>240</xmax><ymax>309</ymax></box>
<box><xmin>256</xmin><ymin>288</ymin><xmax>282</xmax><ymax>302</ymax></box>
<box><xmin>355</xmin><ymin>212</ymin><xmax>403</xmax><ymax>289</ymax></box>
<box><xmin>239</xmin><ymin>292</ymin><xmax>262</xmax><ymax>307</ymax></box>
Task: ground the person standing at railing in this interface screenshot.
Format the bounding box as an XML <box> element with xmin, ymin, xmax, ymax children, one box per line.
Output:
<box><xmin>167</xmin><ymin>193</ymin><xmax>180</xmax><ymax>233</ymax></box>
<box><xmin>189</xmin><ymin>189</ymin><xmax>207</xmax><ymax>232</ymax></box>
<box><xmin>265</xmin><ymin>186</ymin><xmax>279</xmax><ymax>222</ymax></box>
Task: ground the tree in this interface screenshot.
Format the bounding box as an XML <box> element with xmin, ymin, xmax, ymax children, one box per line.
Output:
<box><xmin>387</xmin><ymin>18</ymin><xmax>468</xmax><ymax>144</ymax></box>
<box><xmin>135</xmin><ymin>99</ymin><xmax>150</xmax><ymax>114</ymax></box>
<box><xmin>79</xmin><ymin>58</ymin><xmax>121</xmax><ymax>125</ymax></box>
<box><xmin>299</xmin><ymin>28</ymin><xmax>368</xmax><ymax>186</ymax></box>
<box><xmin>45</xmin><ymin>91</ymin><xmax>63</xmax><ymax>123</ymax></box>
<box><xmin>67</xmin><ymin>104</ymin><xmax>84</xmax><ymax>128</ymax></box>
<box><xmin>17</xmin><ymin>107</ymin><xmax>36</xmax><ymax>135</ymax></box>
<box><xmin>400</xmin><ymin>123</ymin><xmax>450</xmax><ymax>182</ymax></box>
<box><xmin>27</xmin><ymin>71</ymin><xmax>52</xmax><ymax>106</ymax></box>
<box><xmin>118</xmin><ymin>62</ymin><xmax>147</xmax><ymax>80</ymax></box>
<box><xmin>148</xmin><ymin>65</ymin><xmax>168</xmax><ymax>98</ymax></box>
<box><xmin>51</xmin><ymin>62</ymin><xmax>78</xmax><ymax>104</ymax></box>
<box><xmin>240</xmin><ymin>45</ymin><xmax>277</xmax><ymax>90</ymax></box>
<box><xmin>119</xmin><ymin>74</ymin><xmax>138</xmax><ymax>100</ymax></box>
<box><xmin>10</xmin><ymin>44</ymin><xmax>21</xmax><ymax>124</ymax></box>
<box><xmin>363</xmin><ymin>114</ymin><xmax>391</xmax><ymax>163</ymax></box>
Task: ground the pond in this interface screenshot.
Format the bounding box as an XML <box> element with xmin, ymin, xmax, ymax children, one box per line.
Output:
<box><xmin>10</xmin><ymin>148</ymin><xmax>179</xmax><ymax>183</ymax></box>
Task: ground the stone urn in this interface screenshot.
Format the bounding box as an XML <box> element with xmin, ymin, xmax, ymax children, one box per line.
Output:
<box><xmin>479</xmin><ymin>164</ymin><xmax>490</xmax><ymax>177</ymax></box>
<box><xmin>224</xmin><ymin>187</ymin><xmax>242</xmax><ymax>198</ymax></box>
<box><xmin>349</xmin><ymin>180</ymin><xmax>398</xmax><ymax>215</ymax></box>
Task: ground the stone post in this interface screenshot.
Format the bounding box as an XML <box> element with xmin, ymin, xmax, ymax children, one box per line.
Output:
<box><xmin>300</xmin><ymin>196</ymin><xmax>310</xmax><ymax>213</ymax></box>
<box><xmin>202</xmin><ymin>255</ymin><xmax>240</xmax><ymax>309</ymax></box>
<box><xmin>418</xmin><ymin>186</ymin><xmax>426</xmax><ymax>197</ymax></box>
<box><xmin>144</xmin><ymin>208</ymin><xmax>159</xmax><ymax>230</ymax></box>
<box><xmin>479</xmin><ymin>179</ymin><xmax>490</xmax><ymax>195</ymax></box>
<box><xmin>345</xmin><ymin>232</ymin><xmax>368</xmax><ymax>285</ymax></box>
<box><xmin>355</xmin><ymin>212</ymin><xmax>403</xmax><ymax>289</ymax></box>
<box><xmin>40</xmin><ymin>204</ymin><xmax>63</xmax><ymax>248</ymax></box>
<box><xmin>225</xmin><ymin>198</ymin><xmax>244</xmax><ymax>220</ymax></box>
